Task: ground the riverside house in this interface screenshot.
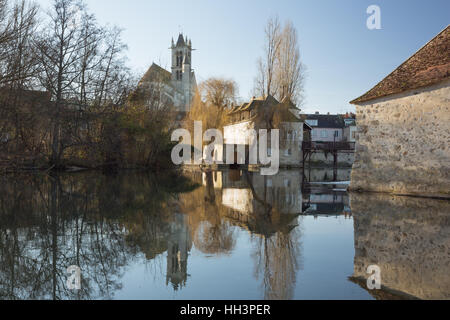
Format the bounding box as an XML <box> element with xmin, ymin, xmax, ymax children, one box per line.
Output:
<box><xmin>221</xmin><ymin>95</ymin><xmax>309</xmax><ymax>167</ymax></box>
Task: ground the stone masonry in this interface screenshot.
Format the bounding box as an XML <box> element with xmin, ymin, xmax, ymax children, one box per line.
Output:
<box><xmin>351</xmin><ymin>79</ymin><xmax>450</xmax><ymax>198</ymax></box>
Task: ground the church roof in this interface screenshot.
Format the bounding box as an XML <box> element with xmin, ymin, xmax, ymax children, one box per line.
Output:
<box><xmin>351</xmin><ymin>25</ymin><xmax>450</xmax><ymax>104</ymax></box>
<box><xmin>139</xmin><ymin>63</ymin><xmax>171</xmax><ymax>84</ymax></box>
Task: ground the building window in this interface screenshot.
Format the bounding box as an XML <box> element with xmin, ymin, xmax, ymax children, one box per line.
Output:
<box><xmin>306</xmin><ymin>119</ymin><xmax>318</xmax><ymax>126</ymax></box>
<box><xmin>285</xmin><ymin>148</ymin><xmax>292</xmax><ymax>156</ymax></box>
<box><xmin>321</xmin><ymin>131</ymin><xmax>327</xmax><ymax>138</ymax></box>
<box><xmin>334</xmin><ymin>130</ymin><xmax>339</xmax><ymax>138</ymax></box>
<box><xmin>267</xmin><ymin>148</ymin><xmax>272</xmax><ymax>156</ymax></box>
<box><xmin>176</xmin><ymin>51</ymin><xmax>183</xmax><ymax>67</ymax></box>
<box><xmin>351</xmin><ymin>131</ymin><xmax>356</xmax><ymax>139</ymax></box>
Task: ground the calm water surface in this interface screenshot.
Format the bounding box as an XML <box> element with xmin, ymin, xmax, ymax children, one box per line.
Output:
<box><xmin>0</xmin><ymin>168</ymin><xmax>448</xmax><ymax>300</ymax></box>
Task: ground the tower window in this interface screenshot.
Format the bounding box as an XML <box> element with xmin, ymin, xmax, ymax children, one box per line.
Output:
<box><xmin>176</xmin><ymin>51</ymin><xmax>183</xmax><ymax>67</ymax></box>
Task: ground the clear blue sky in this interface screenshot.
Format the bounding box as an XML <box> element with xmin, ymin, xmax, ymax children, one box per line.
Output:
<box><xmin>37</xmin><ymin>0</ymin><xmax>449</xmax><ymax>114</ymax></box>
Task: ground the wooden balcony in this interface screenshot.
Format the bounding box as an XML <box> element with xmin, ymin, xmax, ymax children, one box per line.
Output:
<box><xmin>302</xmin><ymin>141</ymin><xmax>355</xmax><ymax>152</ymax></box>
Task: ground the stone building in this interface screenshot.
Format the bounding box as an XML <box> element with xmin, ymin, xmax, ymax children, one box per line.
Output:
<box><xmin>221</xmin><ymin>95</ymin><xmax>308</xmax><ymax>167</ymax></box>
<box><xmin>350</xmin><ymin>25</ymin><xmax>450</xmax><ymax>198</ymax></box>
<box><xmin>138</xmin><ymin>33</ymin><xmax>197</xmax><ymax>113</ymax></box>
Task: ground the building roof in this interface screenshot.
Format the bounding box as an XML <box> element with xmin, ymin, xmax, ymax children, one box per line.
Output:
<box><xmin>227</xmin><ymin>95</ymin><xmax>302</xmax><ymax>124</ymax></box>
<box><xmin>305</xmin><ymin>114</ymin><xmax>345</xmax><ymax>128</ymax></box>
<box><xmin>176</xmin><ymin>33</ymin><xmax>186</xmax><ymax>47</ymax></box>
<box><xmin>139</xmin><ymin>63</ymin><xmax>171</xmax><ymax>85</ymax></box>
<box><xmin>273</xmin><ymin>104</ymin><xmax>302</xmax><ymax>122</ymax></box>
<box><xmin>0</xmin><ymin>88</ymin><xmax>51</xmax><ymax>102</ymax></box>
<box><xmin>351</xmin><ymin>25</ymin><xmax>450</xmax><ymax>104</ymax></box>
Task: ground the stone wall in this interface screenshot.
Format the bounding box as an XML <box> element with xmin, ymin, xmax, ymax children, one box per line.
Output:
<box><xmin>351</xmin><ymin>79</ymin><xmax>450</xmax><ymax>198</ymax></box>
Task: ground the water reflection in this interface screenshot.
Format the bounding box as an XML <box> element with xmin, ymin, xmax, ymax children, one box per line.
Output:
<box><xmin>0</xmin><ymin>172</ymin><xmax>198</xmax><ymax>299</ymax></box>
<box><xmin>0</xmin><ymin>169</ymin><xmax>448</xmax><ymax>300</ymax></box>
<box><xmin>350</xmin><ymin>192</ymin><xmax>450</xmax><ymax>300</ymax></box>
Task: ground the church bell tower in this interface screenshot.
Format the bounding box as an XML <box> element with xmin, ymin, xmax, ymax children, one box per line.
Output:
<box><xmin>170</xmin><ymin>33</ymin><xmax>195</xmax><ymax>112</ymax></box>
<box><xmin>171</xmin><ymin>33</ymin><xmax>192</xmax><ymax>85</ymax></box>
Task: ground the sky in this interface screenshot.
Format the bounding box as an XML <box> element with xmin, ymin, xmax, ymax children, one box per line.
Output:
<box><xmin>36</xmin><ymin>0</ymin><xmax>450</xmax><ymax>114</ymax></box>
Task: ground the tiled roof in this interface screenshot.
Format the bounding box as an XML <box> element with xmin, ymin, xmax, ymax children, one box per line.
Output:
<box><xmin>351</xmin><ymin>25</ymin><xmax>450</xmax><ymax>104</ymax></box>
<box><xmin>227</xmin><ymin>95</ymin><xmax>302</xmax><ymax>123</ymax></box>
<box><xmin>305</xmin><ymin>114</ymin><xmax>345</xmax><ymax>128</ymax></box>
<box><xmin>228</xmin><ymin>102</ymin><xmax>248</xmax><ymax>114</ymax></box>
<box><xmin>273</xmin><ymin>105</ymin><xmax>302</xmax><ymax>122</ymax></box>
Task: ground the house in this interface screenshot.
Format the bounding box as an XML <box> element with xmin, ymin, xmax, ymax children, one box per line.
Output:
<box><xmin>342</xmin><ymin>113</ymin><xmax>357</xmax><ymax>143</ymax></box>
<box><xmin>138</xmin><ymin>33</ymin><xmax>197</xmax><ymax>113</ymax></box>
<box><xmin>350</xmin><ymin>25</ymin><xmax>450</xmax><ymax>198</ymax></box>
<box><xmin>305</xmin><ymin>113</ymin><xmax>345</xmax><ymax>142</ymax></box>
<box><xmin>221</xmin><ymin>95</ymin><xmax>308</xmax><ymax>167</ymax></box>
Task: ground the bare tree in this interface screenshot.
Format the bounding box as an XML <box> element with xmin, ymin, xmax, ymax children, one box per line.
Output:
<box><xmin>253</xmin><ymin>17</ymin><xmax>305</xmax><ymax>106</ymax></box>
<box><xmin>0</xmin><ymin>0</ymin><xmax>38</xmax><ymax>87</ymax></box>
<box><xmin>276</xmin><ymin>21</ymin><xmax>305</xmax><ymax>106</ymax></box>
<box><xmin>0</xmin><ymin>0</ymin><xmax>42</xmax><ymax>168</ymax></box>
<box><xmin>253</xmin><ymin>16</ymin><xmax>281</xmax><ymax>98</ymax></box>
<box><xmin>0</xmin><ymin>0</ymin><xmax>173</xmax><ymax>172</ymax></box>
<box><xmin>35</xmin><ymin>0</ymin><xmax>85</xmax><ymax>168</ymax></box>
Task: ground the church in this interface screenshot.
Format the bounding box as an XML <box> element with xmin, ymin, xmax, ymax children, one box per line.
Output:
<box><xmin>138</xmin><ymin>33</ymin><xmax>197</xmax><ymax>112</ymax></box>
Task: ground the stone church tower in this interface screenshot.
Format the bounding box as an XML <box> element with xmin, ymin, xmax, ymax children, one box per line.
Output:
<box><xmin>170</xmin><ymin>33</ymin><xmax>196</xmax><ymax>112</ymax></box>
<box><xmin>138</xmin><ymin>33</ymin><xmax>197</xmax><ymax>113</ymax></box>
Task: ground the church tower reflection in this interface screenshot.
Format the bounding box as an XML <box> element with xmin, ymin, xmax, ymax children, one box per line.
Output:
<box><xmin>166</xmin><ymin>213</ymin><xmax>192</xmax><ymax>291</ymax></box>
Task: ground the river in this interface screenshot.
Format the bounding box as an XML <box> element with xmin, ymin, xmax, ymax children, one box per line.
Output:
<box><xmin>0</xmin><ymin>168</ymin><xmax>448</xmax><ymax>300</ymax></box>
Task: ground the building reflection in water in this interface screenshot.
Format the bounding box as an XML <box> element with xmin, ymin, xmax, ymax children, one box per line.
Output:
<box><xmin>166</xmin><ymin>213</ymin><xmax>191</xmax><ymax>291</ymax></box>
<box><xmin>0</xmin><ymin>169</ymin><xmax>447</xmax><ymax>300</ymax></box>
<box><xmin>350</xmin><ymin>192</ymin><xmax>450</xmax><ymax>300</ymax></box>
<box><xmin>216</xmin><ymin>170</ymin><xmax>304</xmax><ymax>300</ymax></box>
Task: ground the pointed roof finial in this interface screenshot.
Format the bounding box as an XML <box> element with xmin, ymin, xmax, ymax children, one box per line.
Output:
<box><xmin>176</xmin><ymin>33</ymin><xmax>185</xmax><ymax>47</ymax></box>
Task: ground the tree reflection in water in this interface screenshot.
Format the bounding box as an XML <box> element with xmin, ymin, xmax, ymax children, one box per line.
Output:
<box><xmin>0</xmin><ymin>169</ymin><xmax>305</xmax><ymax>300</ymax></box>
<box><xmin>183</xmin><ymin>170</ymin><xmax>304</xmax><ymax>300</ymax></box>
<box><xmin>0</xmin><ymin>172</ymin><xmax>198</xmax><ymax>299</ymax></box>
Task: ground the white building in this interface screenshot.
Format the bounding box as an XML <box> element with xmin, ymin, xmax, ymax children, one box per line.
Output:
<box><xmin>305</xmin><ymin>113</ymin><xmax>345</xmax><ymax>142</ymax></box>
<box><xmin>221</xmin><ymin>96</ymin><xmax>307</xmax><ymax>167</ymax></box>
